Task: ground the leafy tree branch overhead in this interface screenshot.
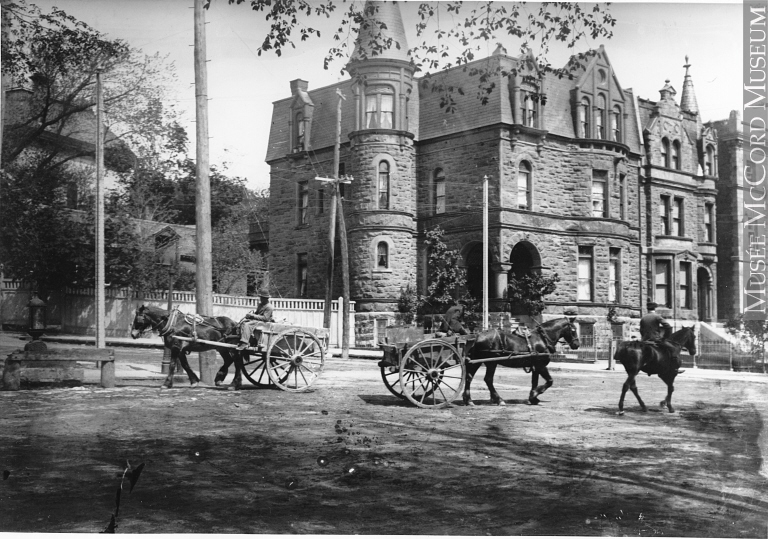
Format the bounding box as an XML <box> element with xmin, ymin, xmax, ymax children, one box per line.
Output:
<box><xmin>2</xmin><ymin>0</ymin><xmax>182</xmax><ymax>170</ymax></box>
<box><xmin>218</xmin><ymin>0</ymin><xmax>615</xmax><ymax>110</ymax></box>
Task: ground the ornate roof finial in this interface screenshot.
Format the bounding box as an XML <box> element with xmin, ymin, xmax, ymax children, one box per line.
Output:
<box><xmin>680</xmin><ymin>55</ymin><xmax>699</xmax><ymax>114</ymax></box>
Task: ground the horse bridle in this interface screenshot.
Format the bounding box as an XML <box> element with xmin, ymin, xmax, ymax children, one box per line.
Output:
<box><xmin>134</xmin><ymin>308</ymin><xmax>170</xmax><ymax>336</ymax></box>
<box><xmin>535</xmin><ymin>317</ymin><xmax>578</xmax><ymax>353</ymax></box>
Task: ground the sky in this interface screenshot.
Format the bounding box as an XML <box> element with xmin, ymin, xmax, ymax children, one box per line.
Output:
<box><xmin>28</xmin><ymin>0</ymin><xmax>743</xmax><ymax>192</ymax></box>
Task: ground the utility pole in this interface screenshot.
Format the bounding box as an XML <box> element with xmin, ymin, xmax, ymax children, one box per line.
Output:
<box><xmin>95</xmin><ymin>70</ymin><xmax>106</xmax><ymax>349</ymax></box>
<box><xmin>316</xmin><ymin>88</ymin><xmax>351</xmax><ymax>357</ymax></box>
<box><xmin>323</xmin><ymin>90</ymin><xmax>343</xmax><ymax>330</ymax></box>
<box><xmin>194</xmin><ymin>0</ymin><xmax>215</xmax><ymax>384</ymax></box>
<box><xmin>482</xmin><ymin>175</ymin><xmax>489</xmax><ymax>331</ymax></box>
<box><xmin>337</xmin><ymin>190</ymin><xmax>350</xmax><ymax>359</ymax></box>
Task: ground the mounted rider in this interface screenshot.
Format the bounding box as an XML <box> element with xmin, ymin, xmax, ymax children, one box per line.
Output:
<box><xmin>640</xmin><ymin>302</ymin><xmax>684</xmax><ymax>374</ymax></box>
<box><xmin>236</xmin><ymin>288</ymin><xmax>275</xmax><ymax>350</ymax></box>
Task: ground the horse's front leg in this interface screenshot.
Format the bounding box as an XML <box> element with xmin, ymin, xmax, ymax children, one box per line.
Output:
<box><xmin>177</xmin><ymin>346</ymin><xmax>201</xmax><ymax>387</ymax></box>
<box><xmin>227</xmin><ymin>351</ymin><xmax>244</xmax><ymax>391</ymax></box>
<box><xmin>463</xmin><ymin>362</ymin><xmax>480</xmax><ymax>406</ymax></box>
<box><xmin>528</xmin><ymin>365</ymin><xmax>553</xmax><ymax>405</ymax></box>
<box><xmin>162</xmin><ymin>347</ymin><xmax>179</xmax><ymax>389</ymax></box>
<box><xmin>215</xmin><ymin>350</ymin><xmax>234</xmax><ymax>387</ymax></box>
<box><xmin>483</xmin><ymin>363</ymin><xmax>506</xmax><ymax>406</ymax></box>
<box><xmin>660</xmin><ymin>374</ymin><xmax>675</xmax><ymax>413</ymax></box>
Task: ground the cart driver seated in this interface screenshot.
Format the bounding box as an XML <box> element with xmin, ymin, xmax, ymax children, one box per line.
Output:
<box><xmin>440</xmin><ymin>300</ymin><xmax>468</xmax><ymax>336</ymax></box>
<box><xmin>236</xmin><ymin>288</ymin><xmax>275</xmax><ymax>350</ymax></box>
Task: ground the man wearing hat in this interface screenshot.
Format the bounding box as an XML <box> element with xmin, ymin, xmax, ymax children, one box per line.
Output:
<box><xmin>640</xmin><ymin>302</ymin><xmax>683</xmax><ymax>374</ymax></box>
<box><xmin>236</xmin><ymin>288</ymin><xmax>275</xmax><ymax>350</ymax></box>
<box><xmin>441</xmin><ymin>300</ymin><xmax>468</xmax><ymax>336</ymax></box>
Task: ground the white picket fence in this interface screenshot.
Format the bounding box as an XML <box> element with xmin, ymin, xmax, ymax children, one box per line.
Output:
<box><xmin>1</xmin><ymin>281</ymin><xmax>355</xmax><ymax>346</ymax></box>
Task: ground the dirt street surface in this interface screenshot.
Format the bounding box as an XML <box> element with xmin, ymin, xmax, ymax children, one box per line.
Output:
<box><xmin>2</xmin><ymin>347</ymin><xmax>768</xmax><ymax>535</ymax></box>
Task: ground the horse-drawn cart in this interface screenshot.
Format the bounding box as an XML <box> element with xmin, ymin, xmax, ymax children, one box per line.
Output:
<box><xmin>379</xmin><ymin>334</ymin><xmax>471</xmax><ymax>408</ymax></box>
<box><xmin>378</xmin><ymin>317</ymin><xmax>580</xmax><ymax>408</ymax></box>
<box><xmin>174</xmin><ymin>321</ymin><xmax>329</xmax><ymax>392</ymax></box>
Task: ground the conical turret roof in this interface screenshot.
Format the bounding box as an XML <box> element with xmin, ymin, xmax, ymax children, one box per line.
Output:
<box><xmin>350</xmin><ymin>1</ymin><xmax>411</xmax><ymax>64</ymax></box>
<box><xmin>680</xmin><ymin>55</ymin><xmax>699</xmax><ymax>114</ymax></box>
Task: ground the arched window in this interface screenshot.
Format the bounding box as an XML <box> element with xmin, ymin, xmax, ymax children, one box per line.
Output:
<box><xmin>595</xmin><ymin>94</ymin><xmax>606</xmax><ymax>139</ymax></box>
<box><xmin>661</xmin><ymin>138</ymin><xmax>670</xmax><ymax>168</ymax></box>
<box><xmin>294</xmin><ymin>112</ymin><xmax>305</xmax><ymax>152</ymax></box>
<box><xmin>378</xmin><ymin>161</ymin><xmax>390</xmax><ymax>209</ymax></box>
<box><xmin>517</xmin><ymin>161</ymin><xmax>532</xmax><ymax>210</ymax></box>
<box><xmin>706</xmin><ymin>145</ymin><xmax>716</xmax><ymax>175</ymax></box>
<box><xmin>579</xmin><ymin>97</ymin><xmax>590</xmax><ymax>138</ymax></box>
<box><xmin>434</xmin><ymin>168</ymin><xmax>446</xmax><ymax>215</ymax></box>
<box><xmin>672</xmin><ymin>140</ymin><xmax>681</xmax><ymax>170</ymax></box>
<box><xmin>365</xmin><ymin>89</ymin><xmax>395</xmax><ymax>129</ymax></box>
<box><xmin>611</xmin><ymin>105</ymin><xmax>622</xmax><ymax>142</ymax></box>
<box><xmin>377</xmin><ymin>242</ymin><xmax>389</xmax><ymax>269</ymax></box>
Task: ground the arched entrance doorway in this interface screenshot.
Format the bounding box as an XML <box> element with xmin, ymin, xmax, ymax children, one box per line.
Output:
<box><xmin>697</xmin><ymin>267</ymin><xmax>712</xmax><ymax>322</ymax></box>
<box><xmin>507</xmin><ymin>241</ymin><xmax>542</xmax><ymax>316</ymax></box>
<box><xmin>509</xmin><ymin>241</ymin><xmax>541</xmax><ymax>278</ymax></box>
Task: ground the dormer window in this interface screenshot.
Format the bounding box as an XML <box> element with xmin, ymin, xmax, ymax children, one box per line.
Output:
<box><xmin>579</xmin><ymin>97</ymin><xmax>590</xmax><ymax>138</ymax></box>
<box><xmin>520</xmin><ymin>91</ymin><xmax>538</xmax><ymax>128</ymax></box>
<box><xmin>661</xmin><ymin>138</ymin><xmax>670</xmax><ymax>168</ymax></box>
<box><xmin>611</xmin><ymin>106</ymin><xmax>622</xmax><ymax>142</ymax></box>
<box><xmin>672</xmin><ymin>140</ymin><xmax>681</xmax><ymax>170</ymax></box>
<box><xmin>366</xmin><ymin>88</ymin><xmax>394</xmax><ymax>129</ymax></box>
<box><xmin>595</xmin><ymin>94</ymin><xmax>606</xmax><ymax>139</ymax></box>
<box><xmin>706</xmin><ymin>145</ymin><xmax>716</xmax><ymax>175</ymax></box>
<box><xmin>294</xmin><ymin>112</ymin><xmax>305</xmax><ymax>152</ymax></box>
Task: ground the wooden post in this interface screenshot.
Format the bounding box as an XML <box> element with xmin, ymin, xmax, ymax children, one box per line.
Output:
<box><xmin>100</xmin><ymin>349</ymin><xmax>116</xmax><ymax>388</ymax></box>
<box><xmin>607</xmin><ymin>339</ymin><xmax>615</xmax><ymax>370</ymax></box>
<box><xmin>95</xmin><ymin>70</ymin><xmax>106</xmax><ymax>349</ymax></box>
<box><xmin>194</xmin><ymin>0</ymin><xmax>215</xmax><ymax>384</ymax></box>
<box><xmin>324</xmin><ymin>90</ymin><xmax>344</xmax><ymax>329</ymax></box>
<box><xmin>482</xmin><ymin>175</ymin><xmax>489</xmax><ymax>331</ymax></box>
<box><xmin>337</xmin><ymin>194</ymin><xmax>350</xmax><ymax>359</ymax></box>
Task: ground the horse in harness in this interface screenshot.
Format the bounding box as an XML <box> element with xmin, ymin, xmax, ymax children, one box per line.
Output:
<box><xmin>614</xmin><ymin>326</ymin><xmax>697</xmax><ymax>415</ymax></box>
<box><xmin>130</xmin><ymin>305</ymin><xmax>242</xmax><ymax>389</ymax></box>
<box><xmin>463</xmin><ymin>317</ymin><xmax>580</xmax><ymax>406</ymax></box>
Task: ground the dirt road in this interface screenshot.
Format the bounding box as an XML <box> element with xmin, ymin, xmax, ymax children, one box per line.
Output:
<box><xmin>1</xmin><ymin>358</ymin><xmax>767</xmax><ymax>535</ymax></box>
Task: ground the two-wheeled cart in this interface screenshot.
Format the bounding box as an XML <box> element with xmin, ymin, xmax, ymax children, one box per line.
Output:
<box><xmin>175</xmin><ymin>321</ymin><xmax>329</xmax><ymax>392</ymax></box>
<box><xmin>379</xmin><ymin>329</ymin><xmax>549</xmax><ymax>408</ymax></box>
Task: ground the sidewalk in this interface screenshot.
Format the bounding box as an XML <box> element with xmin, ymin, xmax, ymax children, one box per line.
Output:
<box><xmin>2</xmin><ymin>330</ymin><xmax>767</xmax><ymax>385</ymax></box>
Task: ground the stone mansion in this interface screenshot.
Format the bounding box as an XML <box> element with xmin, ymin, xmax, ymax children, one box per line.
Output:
<box><xmin>258</xmin><ymin>1</ymin><xmax>724</xmax><ymax>346</ymax></box>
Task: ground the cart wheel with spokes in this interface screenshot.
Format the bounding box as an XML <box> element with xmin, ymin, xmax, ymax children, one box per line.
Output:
<box><xmin>266</xmin><ymin>329</ymin><xmax>325</xmax><ymax>392</ymax></box>
<box><xmin>380</xmin><ymin>364</ymin><xmax>406</xmax><ymax>399</ymax></box>
<box><xmin>241</xmin><ymin>352</ymin><xmax>276</xmax><ymax>388</ymax></box>
<box><xmin>399</xmin><ymin>339</ymin><xmax>465</xmax><ymax>408</ymax></box>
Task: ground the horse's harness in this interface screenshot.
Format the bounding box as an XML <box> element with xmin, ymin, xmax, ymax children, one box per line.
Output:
<box><xmin>136</xmin><ymin>308</ymin><xmax>223</xmax><ymax>341</ymax></box>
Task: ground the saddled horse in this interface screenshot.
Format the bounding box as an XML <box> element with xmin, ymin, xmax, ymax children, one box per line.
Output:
<box><xmin>130</xmin><ymin>305</ymin><xmax>243</xmax><ymax>389</ymax></box>
<box><xmin>463</xmin><ymin>317</ymin><xmax>580</xmax><ymax>406</ymax></box>
<box><xmin>614</xmin><ymin>326</ymin><xmax>697</xmax><ymax>415</ymax></box>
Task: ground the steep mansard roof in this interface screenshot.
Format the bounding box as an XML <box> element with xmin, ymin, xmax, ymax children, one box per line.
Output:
<box><xmin>265</xmin><ymin>49</ymin><xmax>643</xmax><ymax>162</ymax></box>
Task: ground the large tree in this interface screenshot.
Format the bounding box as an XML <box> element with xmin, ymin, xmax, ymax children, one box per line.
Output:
<box><xmin>0</xmin><ymin>1</ymin><xmax>189</xmax><ymax>296</ymax></box>
<box><xmin>2</xmin><ymin>0</ymin><xmax>180</xmax><ymax>171</ymax></box>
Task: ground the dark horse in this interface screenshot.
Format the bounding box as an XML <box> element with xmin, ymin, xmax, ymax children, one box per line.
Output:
<box><xmin>463</xmin><ymin>317</ymin><xmax>580</xmax><ymax>406</ymax></box>
<box><xmin>614</xmin><ymin>326</ymin><xmax>697</xmax><ymax>415</ymax></box>
<box><xmin>130</xmin><ymin>305</ymin><xmax>242</xmax><ymax>389</ymax></box>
